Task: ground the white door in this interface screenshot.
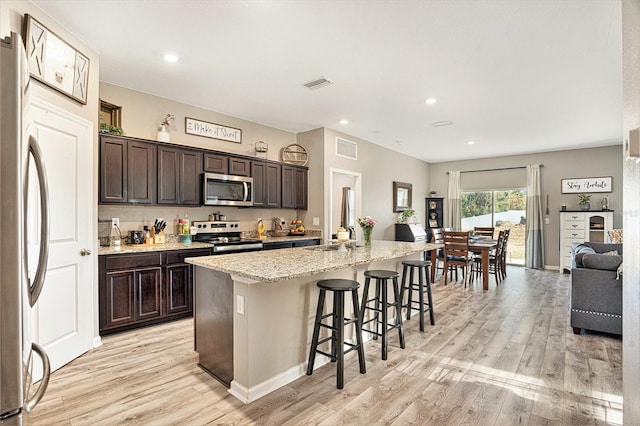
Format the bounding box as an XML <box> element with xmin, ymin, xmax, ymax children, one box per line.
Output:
<box><xmin>27</xmin><ymin>97</ymin><xmax>94</xmax><ymax>375</ymax></box>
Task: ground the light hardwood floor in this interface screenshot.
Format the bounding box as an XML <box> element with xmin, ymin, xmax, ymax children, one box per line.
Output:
<box><xmin>23</xmin><ymin>266</ymin><xmax>622</xmax><ymax>425</ymax></box>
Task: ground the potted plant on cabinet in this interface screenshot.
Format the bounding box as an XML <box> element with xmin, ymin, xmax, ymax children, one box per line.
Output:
<box><xmin>398</xmin><ymin>209</ymin><xmax>415</xmax><ymax>224</ymax></box>
<box><xmin>578</xmin><ymin>194</ymin><xmax>591</xmax><ymax>211</ymax></box>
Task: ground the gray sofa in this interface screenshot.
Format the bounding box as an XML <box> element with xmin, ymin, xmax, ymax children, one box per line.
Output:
<box><xmin>570</xmin><ymin>242</ymin><xmax>623</xmax><ymax>336</ymax></box>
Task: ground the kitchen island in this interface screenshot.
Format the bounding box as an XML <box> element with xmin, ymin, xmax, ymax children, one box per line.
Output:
<box><xmin>186</xmin><ymin>240</ymin><xmax>441</xmax><ymax>403</ymax></box>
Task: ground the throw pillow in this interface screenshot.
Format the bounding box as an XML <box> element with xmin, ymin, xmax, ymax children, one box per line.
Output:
<box><xmin>582</xmin><ymin>253</ymin><xmax>623</xmax><ymax>271</ymax></box>
<box><xmin>573</xmin><ymin>243</ymin><xmax>596</xmax><ymax>268</ymax></box>
<box><xmin>608</xmin><ymin>229</ymin><xmax>623</xmax><ymax>244</ymax></box>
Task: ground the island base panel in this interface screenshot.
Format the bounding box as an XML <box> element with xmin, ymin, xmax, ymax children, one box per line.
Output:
<box><xmin>195</xmin><ymin>267</ymin><xmax>234</xmax><ymax>387</ymax></box>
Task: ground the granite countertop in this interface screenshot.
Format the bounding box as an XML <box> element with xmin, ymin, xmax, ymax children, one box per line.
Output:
<box><xmin>186</xmin><ymin>240</ymin><xmax>442</xmax><ymax>283</ymax></box>
<box><xmin>99</xmin><ymin>241</ymin><xmax>214</xmax><ymax>256</ymax></box>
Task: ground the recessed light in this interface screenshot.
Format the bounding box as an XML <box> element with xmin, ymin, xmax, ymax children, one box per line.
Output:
<box><xmin>425</xmin><ymin>97</ymin><xmax>437</xmax><ymax>105</ymax></box>
<box><xmin>396</xmin><ymin>140</ymin><xmax>403</xmax><ymax>145</ymax></box>
<box><xmin>163</xmin><ymin>53</ymin><xmax>179</xmax><ymax>63</ymax></box>
<box><xmin>467</xmin><ymin>140</ymin><xmax>476</xmax><ymax>145</ymax></box>
<box><xmin>339</xmin><ymin>119</ymin><xmax>349</xmax><ymax>125</ymax></box>
<box><xmin>432</xmin><ymin>120</ymin><xmax>453</xmax><ymax>127</ymax></box>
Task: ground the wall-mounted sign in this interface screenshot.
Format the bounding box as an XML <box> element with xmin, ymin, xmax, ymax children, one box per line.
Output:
<box><xmin>561</xmin><ymin>176</ymin><xmax>612</xmax><ymax>193</ymax></box>
<box><xmin>24</xmin><ymin>14</ymin><xmax>90</xmax><ymax>104</ymax></box>
<box><xmin>185</xmin><ymin>117</ymin><xmax>242</xmax><ymax>143</ymax></box>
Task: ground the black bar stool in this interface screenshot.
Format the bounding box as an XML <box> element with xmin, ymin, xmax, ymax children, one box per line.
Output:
<box><xmin>360</xmin><ymin>270</ymin><xmax>405</xmax><ymax>360</ymax></box>
<box><xmin>400</xmin><ymin>260</ymin><xmax>435</xmax><ymax>332</ymax></box>
<box><xmin>306</xmin><ymin>279</ymin><xmax>366</xmax><ymax>389</ymax></box>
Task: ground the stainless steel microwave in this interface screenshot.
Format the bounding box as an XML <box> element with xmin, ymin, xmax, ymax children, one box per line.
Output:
<box><xmin>202</xmin><ymin>173</ymin><xmax>254</xmax><ymax>206</ymax></box>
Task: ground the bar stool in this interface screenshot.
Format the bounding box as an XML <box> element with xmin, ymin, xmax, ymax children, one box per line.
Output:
<box><xmin>360</xmin><ymin>270</ymin><xmax>405</xmax><ymax>360</ymax></box>
<box><xmin>400</xmin><ymin>260</ymin><xmax>435</xmax><ymax>332</ymax></box>
<box><xmin>306</xmin><ymin>279</ymin><xmax>366</xmax><ymax>389</ymax></box>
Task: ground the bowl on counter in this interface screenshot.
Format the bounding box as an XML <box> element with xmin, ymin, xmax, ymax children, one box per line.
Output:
<box><xmin>271</xmin><ymin>230</ymin><xmax>288</xmax><ymax>237</ymax></box>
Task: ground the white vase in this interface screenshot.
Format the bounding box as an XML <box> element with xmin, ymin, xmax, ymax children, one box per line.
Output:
<box><xmin>157</xmin><ymin>125</ymin><xmax>170</xmax><ymax>142</ymax></box>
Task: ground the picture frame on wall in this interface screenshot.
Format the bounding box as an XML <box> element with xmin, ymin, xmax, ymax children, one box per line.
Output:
<box><xmin>24</xmin><ymin>14</ymin><xmax>90</xmax><ymax>104</ymax></box>
<box><xmin>561</xmin><ymin>176</ymin><xmax>612</xmax><ymax>194</ymax></box>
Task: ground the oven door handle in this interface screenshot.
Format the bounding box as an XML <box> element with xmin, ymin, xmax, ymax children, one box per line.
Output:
<box><xmin>213</xmin><ymin>243</ymin><xmax>263</xmax><ymax>253</ymax></box>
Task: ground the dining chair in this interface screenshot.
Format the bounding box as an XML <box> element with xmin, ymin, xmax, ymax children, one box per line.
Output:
<box><xmin>443</xmin><ymin>230</ymin><xmax>472</xmax><ymax>287</ymax></box>
<box><xmin>431</xmin><ymin>228</ymin><xmax>445</xmax><ymax>279</ymax></box>
<box><xmin>500</xmin><ymin>228</ymin><xmax>510</xmax><ymax>279</ymax></box>
<box><xmin>473</xmin><ymin>226</ymin><xmax>495</xmax><ymax>238</ymax></box>
<box><xmin>472</xmin><ymin>229</ymin><xmax>507</xmax><ymax>285</ymax></box>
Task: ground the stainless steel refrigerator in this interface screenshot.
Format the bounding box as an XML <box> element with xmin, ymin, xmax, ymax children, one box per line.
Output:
<box><xmin>0</xmin><ymin>31</ymin><xmax>51</xmax><ymax>422</ymax></box>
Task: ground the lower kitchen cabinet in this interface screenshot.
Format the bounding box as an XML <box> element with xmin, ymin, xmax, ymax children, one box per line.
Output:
<box><xmin>99</xmin><ymin>248</ymin><xmax>212</xmax><ymax>335</ymax></box>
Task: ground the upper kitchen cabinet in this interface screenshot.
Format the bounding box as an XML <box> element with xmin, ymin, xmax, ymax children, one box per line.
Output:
<box><xmin>203</xmin><ymin>153</ymin><xmax>250</xmax><ymax>176</ymax></box>
<box><xmin>252</xmin><ymin>161</ymin><xmax>281</xmax><ymax>208</ymax></box>
<box><xmin>158</xmin><ymin>146</ymin><xmax>203</xmax><ymax>205</ymax></box>
<box><xmin>282</xmin><ymin>165</ymin><xmax>308</xmax><ymax>210</ymax></box>
<box><xmin>100</xmin><ymin>135</ymin><xmax>156</xmax><ymax>204</ymax></box>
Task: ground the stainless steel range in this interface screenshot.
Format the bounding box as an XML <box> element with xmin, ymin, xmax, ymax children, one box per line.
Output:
<box><xmin>192</xmin><ymin>221</ymin><xmax>263</xmax><ymax>254</ymax></box>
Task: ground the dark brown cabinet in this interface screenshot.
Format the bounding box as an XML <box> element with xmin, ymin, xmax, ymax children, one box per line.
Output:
<box><xmin>425</xmin><ymin>197</ymin><xmax>444</xmax><ymax>242</ymax></box>
<box><xmin>229</xmin><ymin>157</ymin><xmax>251</xmax><ymax>176</ymax></box>
<box><xmin>100</xmin><ymin>135</ymin><xmax>156</xmax><ymax>204</ymax></box>
<box><xmin>203</xmin><ymin>153</ymin><xmax>228</xmax><ymax>174</ymax></box>
<box><xmin>252</xmin><ymin>161</ymin><xmax>281</xmax><ymax>208</ymax></box>
<box><xmin>99</xmin><ymin>248</ymin><xmax>212</xmax><ymax>335</ymax></box>
<box><xmin>100</xmin><ymin>253</ymin><xmax>162</xmax><ymax>333</ymax></box>
<box><xmin>203</xmin><ymin>154</ymin><xmax>250</xmax><ymax>176</ymax></box>
<box><xmin>158</xmin><ymin>146</ymin><xmax>202</xmax><ymax>205</ymax></box>
<box><xmin>100</xmin><ymin>134</ymin><xmax>309</xmax><ymax>209</ymax></box>
<box><xmin>282</xmin><ymin>165</ymin><xmax>308</xmax><ymax>210</ymax></box>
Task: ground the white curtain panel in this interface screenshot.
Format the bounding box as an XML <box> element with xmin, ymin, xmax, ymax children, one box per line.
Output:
<box><xmin>447</xmin><ymin>171</ymin><xmax>461</xmax><ymax>230</ymax></box>
<box><xmin>526</xmin><ymin>164</ymin><xmax>545</xmax><ymax>268</ymax></box>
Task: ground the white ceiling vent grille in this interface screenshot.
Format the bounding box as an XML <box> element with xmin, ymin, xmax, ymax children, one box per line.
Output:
<box><xmin>336</xmin><ymin>137</ymin><xmax>357</xmax><ymax>160</ymax></box>
<box><xmin>303</xmin><ymin>77</ymin><xmax>333</xmax><ymax>90</ymax></box>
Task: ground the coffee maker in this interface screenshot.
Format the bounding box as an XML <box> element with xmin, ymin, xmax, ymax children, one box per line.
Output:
<box><xmin>130</xmin><ymin>230</ymin><xmax>144</xmax><ymax>244</ymax></box>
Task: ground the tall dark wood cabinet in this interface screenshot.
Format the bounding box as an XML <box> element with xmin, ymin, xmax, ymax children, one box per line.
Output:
<box><xmin>99</xmin><ymin>135</ymin><xmax>156</xmax><ymax>204</ymax></box>
<box><xmin>252</xmin><ymin>161</ymin><xmax>281</xmax><ymax>207</ymax></box>
<box><xmin>281</xmin><ymin>165</ymin><xmax>308</xmax><ymax>210</ymax></box>
<box><xmin>425</xmin><ymin>197</ymin><xmax>444</xmax><ymax>242</ymax></box>
<box><xmin>158</xmin><ymin>147</ymin><xmax>202</xmax><ymax>205</ymax></box>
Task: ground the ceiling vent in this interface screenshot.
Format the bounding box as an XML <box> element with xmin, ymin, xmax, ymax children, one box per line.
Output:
<box><xmin>303</xmin><ymin>77</ymin><xmax>333</xmax><ymax>90</ymax></box>
<box><xmin>336</xmin><ymin>137</ymin><xmax>357</xmax><ymax>160</ymax></box>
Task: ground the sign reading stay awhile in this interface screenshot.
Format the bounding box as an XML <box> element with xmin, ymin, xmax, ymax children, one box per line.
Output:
<box><xmin>561</xmin><ymin>176</ymin><xmax>612</xmax><ymax>193</ymax></box>
<box><xmin>185</xmin><ymin>117</ymin><xmax>242</xmax><ymax>143</ymax></box>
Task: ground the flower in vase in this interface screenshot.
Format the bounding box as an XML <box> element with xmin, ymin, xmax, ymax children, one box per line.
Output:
<box><xmin>358</xmin><ymin>216</ymin><xmax>376</xmax><ymax>246</ymax></box>
<box><xmin>357</xmin><ymin>216</ymin><xmax>377</xmax><ymax>229</ymax></box>
<box><xmin>160</xmin><ymin>114</ymin><xmax>175</xmax><ymax>127</ymax></box>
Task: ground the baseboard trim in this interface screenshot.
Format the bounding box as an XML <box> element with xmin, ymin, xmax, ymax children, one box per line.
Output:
<box><xmin>229</xmin><ymin>355</ymin><xmax>330</xmax><ymax>404</ymax></box>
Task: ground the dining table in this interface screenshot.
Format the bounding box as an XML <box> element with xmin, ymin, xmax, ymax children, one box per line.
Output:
<box><xmin>431</xmin><ymin>237</ymin><xmax>498</xmax><ymax>291</ymax></box>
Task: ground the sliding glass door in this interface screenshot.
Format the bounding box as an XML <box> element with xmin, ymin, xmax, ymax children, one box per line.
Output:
<box><xmin>461</xmin><ymin>189</ymin><xmax>526</xmax><ymax>265</ymax></box>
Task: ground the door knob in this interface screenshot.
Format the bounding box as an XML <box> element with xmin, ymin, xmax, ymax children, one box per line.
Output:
<box><xmin>80</xmin><ymin>249</ymin><xmax>92</xmax><ymax>256</ymax></box>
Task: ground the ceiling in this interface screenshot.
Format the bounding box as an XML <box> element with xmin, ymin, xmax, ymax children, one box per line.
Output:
<box><xmin>32</xmin><ymin>0</ymin><xmax>622</xmax><ymax>163</ymax></box>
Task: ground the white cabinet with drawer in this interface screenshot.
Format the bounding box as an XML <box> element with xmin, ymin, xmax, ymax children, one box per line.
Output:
<box><xmin>559</xmin><ymin>211</ymin><xmax>613</xmax><ymax>272</ymax></box>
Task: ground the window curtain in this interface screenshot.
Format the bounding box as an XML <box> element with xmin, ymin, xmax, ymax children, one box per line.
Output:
<box><xmin>447</xmin><ymin>171</ymin><xmax>461</xmax><ymax>230</ymax></box>
<box><xmin>525</xmin><ymin>164</ymin><xmax>545</xmax><ymax>268</ymax></box>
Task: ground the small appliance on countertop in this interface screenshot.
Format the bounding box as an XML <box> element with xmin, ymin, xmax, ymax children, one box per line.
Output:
<box><xmin>129</xmin><ymin>230</ymin><xmax>144</xmax><ymax>244</ymax></box>
<box><xmin>192</xmin><ymin>221</ymin><xmax>263</xmax><ymax>254</ymax></box>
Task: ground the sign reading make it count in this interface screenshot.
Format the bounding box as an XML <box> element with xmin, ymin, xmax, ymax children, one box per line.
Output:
<box><xmin>561</xmin><ymin>176</ymin><xmax>612</xmax><ymax>193</ymax></box>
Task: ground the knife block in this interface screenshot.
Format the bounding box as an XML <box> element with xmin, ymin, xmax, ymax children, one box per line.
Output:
<box><xmin>154</xmin><ymin>231</ymin><xmax>166</xmax><ymax>244</ymax></box>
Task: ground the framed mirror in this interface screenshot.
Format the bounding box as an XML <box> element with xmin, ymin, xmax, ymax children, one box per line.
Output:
<box><xmin>393</xmin><ymin>181</ymin><xmax>412</xmax><ymax>212</ymax></box>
